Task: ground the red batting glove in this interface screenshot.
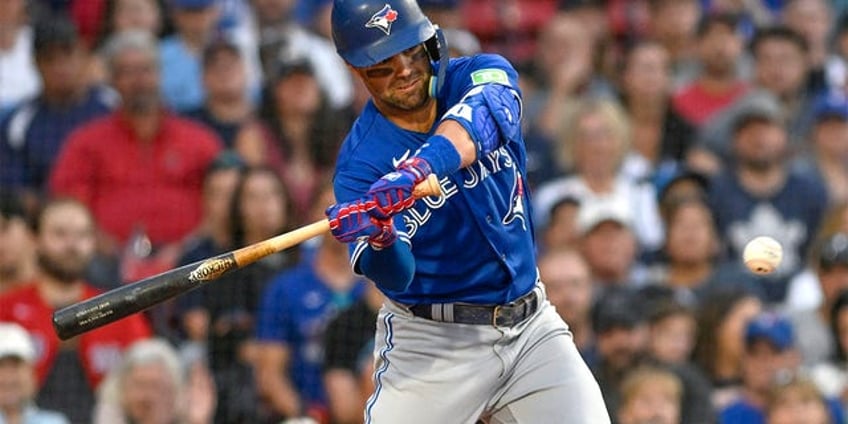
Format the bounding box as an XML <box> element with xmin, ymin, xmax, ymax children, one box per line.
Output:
<box><xmin>325</xmin><ymin>200</ymin><xmax>397</xmax><ymax>249</ymax></box>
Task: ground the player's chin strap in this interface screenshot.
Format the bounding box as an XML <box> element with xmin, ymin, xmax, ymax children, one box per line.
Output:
<box><xmin>426</xmin><ymin>26</ymin><xmax>449</xmax><ymax>98</ymax></box>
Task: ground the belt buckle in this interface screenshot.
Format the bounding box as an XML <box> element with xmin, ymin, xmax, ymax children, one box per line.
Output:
<box><xmin>492</xmin><ymin>304</ymin><xmax>502</xmax><ymax>327</ymax></box>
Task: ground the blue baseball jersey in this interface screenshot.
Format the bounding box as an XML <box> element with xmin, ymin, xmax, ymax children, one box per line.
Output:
<box><xmin>255</xmin><ymin>255</ymin><xmax>367</xmax><ymax>407</ymax></box>
<box><xmin>333</xmin><ymin>54</ymin><xmax>537</xmax><ymax>305</ymax></box>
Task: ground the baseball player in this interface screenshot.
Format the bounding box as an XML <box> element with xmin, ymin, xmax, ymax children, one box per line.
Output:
<box><xmin>324</xmin><ymin>1</ymin><xmax>610</xmax><ymax>422</ymax></box>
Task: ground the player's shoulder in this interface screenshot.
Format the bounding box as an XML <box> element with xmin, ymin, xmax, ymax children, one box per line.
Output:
<box><xmin>446</xmin><ymin>53</ymin><xmax>520</xmax><ymax>86</ymax></box>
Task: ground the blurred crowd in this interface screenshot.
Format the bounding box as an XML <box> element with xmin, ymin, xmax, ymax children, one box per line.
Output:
<box><xmin>2</xmin><ymin>0</ymin><xmax>848</xmax><ymax>423</ymax></box>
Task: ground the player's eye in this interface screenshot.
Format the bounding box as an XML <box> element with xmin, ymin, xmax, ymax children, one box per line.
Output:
<box><xmin>364</xmin><ymin>67</ymin><xmax>394</xmax><ymax>79</ymax></box>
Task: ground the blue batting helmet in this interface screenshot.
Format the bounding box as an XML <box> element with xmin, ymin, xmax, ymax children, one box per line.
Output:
<box><xmin>332</xmin><ymin>0</ymin><xmax>448</xmax><ymax>94</ymax></box>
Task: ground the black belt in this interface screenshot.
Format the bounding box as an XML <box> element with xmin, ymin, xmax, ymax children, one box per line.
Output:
<box><xmin>408</xmin><ymin>289</ymin><xmax>539</xmax><ymax>327</ymax></box>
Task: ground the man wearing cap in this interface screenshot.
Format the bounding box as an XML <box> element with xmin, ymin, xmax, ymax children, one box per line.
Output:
<box><xmin>577</xmin><ymin>198</ymin><xmax>645</xmax><ymax>288</ymax></box>
<box><xmin>0</xmin><ymin>15</ymin><xmax>114</xmax><ymax>194</ymax></box>
<box><xmin>792</xmin><ymin>94</ymin><xmax>848</xmax><ymax>205</ymax></box>
<box><xmin>720</xmin><ymin>312</ymin><xmax>845</xmax><ymax>424</ymax></box>
<box><xmin>0</xmin><ymin>323</ymin><xmax>68</xmax><ymax>424</ymax></box>
<box><xmin>707</xmin><ymin>96</ymin><xmax>828</xmax><ymax>303</ymax></box>
<box><xmin>786</xmin><ymin>233</ymin><xmax>848</xmax><ymax>366</ymax></box>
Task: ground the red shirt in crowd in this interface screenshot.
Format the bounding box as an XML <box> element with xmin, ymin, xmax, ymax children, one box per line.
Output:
<box><xmin>49</xmin><ymin>112</ymin><xmax>222</xmax><ymax>247</ymax></box>
<box><xmin>672</xmin><ymin>81</ymin><xmax>749</xmax><ymax>126</ymax></box>
<box><xmin>0</xmin><ymin>284</ymin><xmax>151</xmax><ymax>388</ymax></box>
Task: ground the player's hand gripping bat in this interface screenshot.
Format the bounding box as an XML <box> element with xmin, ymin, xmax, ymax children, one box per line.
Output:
<box><xmin>52</xmin><ymin>175</ymin><xmax>442</xmax><ymax>340</ymax></box>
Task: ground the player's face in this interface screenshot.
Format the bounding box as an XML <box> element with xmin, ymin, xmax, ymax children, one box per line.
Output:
<box><xmin>356</xmin><ymin>45</ymin><xmax>432</xmax><ymax>112</ymax></box>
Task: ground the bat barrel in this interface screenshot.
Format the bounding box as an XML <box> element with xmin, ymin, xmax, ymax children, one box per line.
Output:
<box><xmin>53</xmin><ymin>254</ymin><xmax>236</xmax><ymax>340</ymax></box>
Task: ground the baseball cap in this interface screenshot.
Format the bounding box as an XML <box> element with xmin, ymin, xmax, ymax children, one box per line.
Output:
<box><xmin>591</xmin><ymin>288</ymin><xmax>646</xmax><ymax>333</ymax></box>
<box><xmin>170</xmin><ymin>0</ymin><xmax>215</xmax><ymax>10</ymax></box>
<box><xmin>0</xmin><ymin>323</ymin><xmax>36</xmax><ymax>362</ymax></box>
<box><xmin>745</xmin><ymin>312</ymin><xmax>794</xmax><ymax>351</ymax></box>
<box><xmin>812</xmin><ymin>94</ymin><xmax>848</xmax><ymax>123</ymax></box>
<box><xmin>576</xmin><ymin>198</ymin><xmax>633</xmax><ymax>236</ymax></box>
<box><xmin>654</xmin><ymin>165</ymin><xmax>709</xmax><ymax>204</ymax></box>
<box><xmin>817</xmin><ymin>232</ymin><xmax>848</xmax><ymax>271</ymax></box>
<box><xmin>272</xmin><ymin>57</ymin><xmax>314</xmax><ymax>81</ymax></box>
<box><xmin>731</xmin><ymin>94</ymin><xmax>783</xmax><ymax>135</ymax></box>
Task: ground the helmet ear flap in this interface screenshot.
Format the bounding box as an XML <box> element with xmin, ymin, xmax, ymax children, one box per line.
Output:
<box><xmin>426</xmin><ymin>26</ymin><xmax>449</xmax><ymax>98</ymax></box>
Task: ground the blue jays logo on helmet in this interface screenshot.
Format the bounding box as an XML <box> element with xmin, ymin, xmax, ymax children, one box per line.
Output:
<box><xmin>366</xmin><ymin>4</ymin><xmax>399</xmax><ymax>35</ymax></box>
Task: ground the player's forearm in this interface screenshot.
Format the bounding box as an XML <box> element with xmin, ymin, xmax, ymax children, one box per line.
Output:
<box><xmin>433</xmin><ymin>119</ymin><xmax>477</xmax><ymax>168</ymax></box>
<box><xmin>359</xmin><ymin>241</ymin><xmax>415</xmax><ymax>292</ymax></box>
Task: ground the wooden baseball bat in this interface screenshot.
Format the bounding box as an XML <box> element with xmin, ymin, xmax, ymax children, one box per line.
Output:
<box><xmin>53</xmin><ymin>175</ymin><xmax>442</xmax><ymax>340</ymax></box>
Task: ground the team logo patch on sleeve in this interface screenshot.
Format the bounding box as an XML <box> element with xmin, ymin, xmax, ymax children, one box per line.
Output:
<box><xmin>471</xmin><ymin>69</ymin><xmax>510</xmax><ymax>86</ymax></box>
<box><xmin>366</xmin><ymin>4</ymin><xmax>399</xmax><ymax>35</ymax></box>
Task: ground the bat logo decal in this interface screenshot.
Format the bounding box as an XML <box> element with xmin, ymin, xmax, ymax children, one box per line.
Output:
<box><xmin>188</xmin><ymin>256</ymin><xmax>237</xmax><ymax>282</ymax></box>
<box><xmin>366</xmin><ymin>4</ymin><xmax>398</xmax><ymax>35</ymax></box>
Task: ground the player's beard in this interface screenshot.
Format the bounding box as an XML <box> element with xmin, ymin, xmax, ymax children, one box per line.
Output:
<box><xmin>37</xmin><ymin>250</ymin><xmax>89</xmax><ymax>284</ymax></box>
<box><xmin>384</xmin><ymin>74</ymin><xmax>431</xmax><ymax>111</ymax></box>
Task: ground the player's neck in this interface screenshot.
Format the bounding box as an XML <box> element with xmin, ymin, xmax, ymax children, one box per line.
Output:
<box><xmin>379</xmin><ymin>98</ymin><xmax>438</xmax><ymax>133</ymax></box>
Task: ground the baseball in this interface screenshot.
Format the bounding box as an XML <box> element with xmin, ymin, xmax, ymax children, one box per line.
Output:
<box><xmin>743</xmin><ymin>236</ymin><xmax>783</xmax><ymax>275</ymax></box>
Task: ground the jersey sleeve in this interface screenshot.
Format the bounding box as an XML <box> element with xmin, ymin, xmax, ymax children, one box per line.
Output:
<box><xmin>444</xmin><ymin>54</ymin><xmax>522</xmax><ymax>105</ymax></box>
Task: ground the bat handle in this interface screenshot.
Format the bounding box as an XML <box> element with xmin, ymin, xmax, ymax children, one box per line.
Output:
<box><xmin>413</xmin><ymin>174</ymin><xmax>442</xmax><ymax>199</ymax></box>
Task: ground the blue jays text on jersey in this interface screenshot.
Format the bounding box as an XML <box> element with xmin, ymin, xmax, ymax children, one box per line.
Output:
<box><xmin>333</xmin><ymin>54</ymin><xmax>537</xmax><ymax>305</ymax></box>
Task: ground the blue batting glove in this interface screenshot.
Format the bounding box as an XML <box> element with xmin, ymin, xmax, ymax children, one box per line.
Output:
<box><xmin>325</xmin><ymin>200</ymin><xmax>397</xmax><ymax>249</ymax></box>
<box><xmin>367</xmin><ymin>157</ymin><xmax>432</xmax><ymax>220</ymax></box>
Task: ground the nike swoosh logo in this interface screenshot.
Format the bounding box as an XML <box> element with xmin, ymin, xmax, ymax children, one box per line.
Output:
<box><xmin>392</xmin><ymin>149</ymin><xmax>411</xmax><ymax>168</ymax></box>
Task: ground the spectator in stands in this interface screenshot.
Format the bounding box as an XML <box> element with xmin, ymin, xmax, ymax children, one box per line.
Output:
<box><xmin>591</xmin><ymin>288</ymin><xmax>650</xmax><ymax>417</ymax></box>
<box><xmin>645</xmin><ymin>197</ymin><xmax>721</xmax><ymax>305</ymax></box>
<box><xmin>250</xmin><ymin>0</ymin><xmax>352</xmax><ymax>109</ymax></box>
<box><xmin>616</xmin><ymin>365</ymin><xmax>683</xmax><ymax>424</ymax></box>
<box><xmin>524</xmin><ymin>13</ymin><xmax>613</xmax><ymax>185</ymax></box>
<box><xmin>0</xmin><ymin>16</ymin><xmax>114</xmax><ymax>195</ymax></box>
<box><xmin>0</xmin><ymin>198</ymin><xmax>151</xmax><ymax>423</ymax></box>
<box><xmin>720</xmin><ymin>311</ymin><xmax>845</xmax><ymax>424</ymax></box>
<box><xmin>256</xmin><ymin>58</ymin><xmax>350</xmax><ymax>223</ymax></box>
<box><xmin>255</xmin><ymin>234</ymin><xmax>367</xmax><ymax>423</ymax></box>
<box><xmin>185</xmin><ymin>38</ymin><xmax>259</xmax><ymax>151</ymax></box>
<box><xmin>766</xmin><ymin>375</ymin><xmax>832</xmax><ymax>424</ymax></box>
<box><xmin>693</xmin><ymin>288</ymin><xmax>763</xmax><ymax>410</ymax></box>
<box><xmin>0</xmin><ymin>322</ymin><xmax>68</xmax><ymax>424</ymax></box>
<box><xmin>49</xmin><ymin>31</ymin><xmax>221</xmax><ymax>257</ymax></box>
<box><xmin>577</xmin><ymin>200</ymin><xmax>645</xmax><ymax>294</ymax></box>
<box><xmin>538</xmin><ymin>248</ymin><xmax>595</xmax><ymax>357</ymax></box>
<box><xmin>322</xmin><ymin>283</ymin><xmax>383</xmax><ymax>424</ymax></box>
<box><xmin>825</xmin><ymin>13</ymin><xmax>848</xmax><ymax>94</ymax></box>
<box><xmin>645</xmin><ymin>0</ymin><xmax>702</xmax><ymax>88</ymax></box>
<box><xmin>0</xmin><ymin>0</ymin><xmax>40</xmax><ymax>114</ymax></box>
<box><xmin>159</xmin><ymin>0</ymin><xmax>221</xmax><ymax>112</ymax></box>
<box><xmin>461</xmin><ymin>0</ymin><xmax>558</xmax><ymax>64</ymax></box>
<box><xmin>577</xmin><ymin>198</ymin><xmax>644</xmax><ymax>289</ymax></box>
<box><xmin>0</xmin><ymin>191</ymin><xmax>35</xmax><ymax>294</ymax></box>
<box><xmin>538</xmin><ymin>196</ymin><xmax>581</xmax><ymax>252</ymax></box>
<box><xmin>695</xmin><ymin>27</ymin><xmax>815</xmax><ymax>172</ymax></box>
<box><xmin>793</xmin><ymin>94</ymin><xmax>848</xmax><ymax>206</ymax></box>
<box><xmin>673</xmin><ymin>13</ymin><xmax>749</xmax><ymax>127</ymax></box>
<box><xmin>707</xmin><ymin>102</ymin><xmax>828</xmax><ymax>303</ymax></box>
<box><xmin>787</xmin><ymin>233</ymin><xmax>848</xmax><ymax>367</ymax></box>
<box><xmin>646</xmin><ymin>295</ymin><xmax>698</xmax><ymax>365</ymax></box>
<box><xmin>88</xmin><ymin>0</ymin><xmax>163</xmax><ymax>84</ymax></box>
<box><xmin>93</xmin><ymin>338</ymin><xmax>215</xmax><ymax>424</ymax></box>
<box><xmin>618</xmin><ymin>39</ymin><xmax>696</xmax><ymax>179</ymax></box>
<box><xmin>783</xmin><ymin>0</ymin><xmax>833</xmax><ymax>95</ymax></box>
<box><xmin>178</xmin><ymin>166</ymin><xmax>294</xmax><ymax>423</ymax></box>
<box><xmin>533</xmin><ymin>99</ymin><xmax>664</xmax><ymax>253</ymax></box>
<box><xmin>808</xmin><ymin>289</ymin><xmax>848</xmax><ymax>412</ymax></box>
